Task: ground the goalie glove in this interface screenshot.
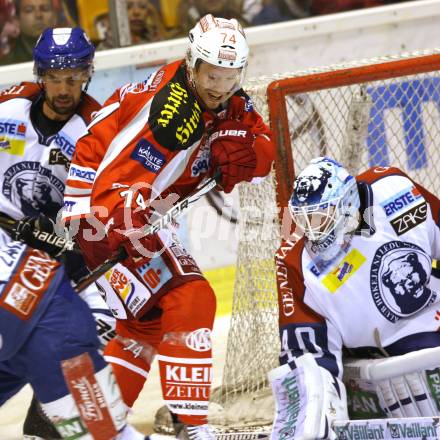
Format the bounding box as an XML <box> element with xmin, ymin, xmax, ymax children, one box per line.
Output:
<box><xmin>209</xmin><ymin>119</ymin><xmax>257</xmax><ymax>193</ymax></box>
<box><xmin>268</xmin><ymin>353</ymin><xmax>348</xmax><ymax>440</ymax></box>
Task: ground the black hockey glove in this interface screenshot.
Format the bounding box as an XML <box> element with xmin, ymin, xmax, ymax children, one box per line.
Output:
<box><xmin>11</xmin><ymin>214</ymin><xmax>90</xmax><ymax>284</ymax></box>
<box><xmin>59</xmin><ymin>250</ymin><xmax>91</xmax><ymax>285</ymax></box>
<box><xmin>11</xmin><ymin>214</ymin><xmax>76</xmax><ymax>258</ymax></box>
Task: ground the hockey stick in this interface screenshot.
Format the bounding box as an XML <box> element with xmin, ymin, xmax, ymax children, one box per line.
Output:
<box><xmin>74</xmin><ymin>175</ymin><xmax>219</xmax><ymax>291</ymax></box>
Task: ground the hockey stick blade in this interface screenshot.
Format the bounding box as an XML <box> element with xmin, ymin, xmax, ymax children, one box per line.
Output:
<box><xmin>73</xmin><ymin>176</ymin><xmax>219</xmax><ymax>292</ymax></box>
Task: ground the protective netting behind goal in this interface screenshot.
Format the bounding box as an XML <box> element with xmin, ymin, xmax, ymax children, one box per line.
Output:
<box><xmin>209</xmin><ymin>49</ymin><xmax>440</xmax><ymax>430</ymax></box>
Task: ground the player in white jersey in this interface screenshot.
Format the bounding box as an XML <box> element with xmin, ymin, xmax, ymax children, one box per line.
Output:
<box><xmin>0</xmin><ymin>27</ymin><xmax>147</xmax><ymax>440</ymax></box>
<box><xmin>270</xmin><ymin>157</ymin><xmax>440</xmax><ymax>439</ymax></box>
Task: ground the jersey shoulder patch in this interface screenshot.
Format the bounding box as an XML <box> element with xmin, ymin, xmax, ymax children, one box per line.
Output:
<box><xmin>77</xmin><ymin>94</ymin><xmax>101</xmax><ymax>124</ymax></box>
<box><xmin>357</xmin><ymin>166</ymin><xmax>408</xmax><ymax>185</ymax></box>
<box><xmin>0</xmin><ymin>82</ymin><xmax>41</xmax><ymax>103</ymax></box>
<box><xmin>148</xmin><ymin>64</ymin><xmax>204</xmax><ymax>151</ymax></box>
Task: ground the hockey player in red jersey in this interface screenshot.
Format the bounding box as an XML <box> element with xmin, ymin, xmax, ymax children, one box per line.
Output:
<box><xmin>64</xmin><ymin>14</ymin><xmax>275</xmax><ymax>440</ymax></box>
<box><xmin>270</xmin><ymin>156</ymin><xmax>440</xmax><ymax>439</ymax></box>
<box><xmin>0</xmin><ymin>27</ymin><xmax>148</xmax><ymax>440</ymax></box>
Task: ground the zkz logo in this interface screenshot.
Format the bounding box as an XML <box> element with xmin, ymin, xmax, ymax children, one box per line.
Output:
<box><xmin>185</xmin><ymin>328</ymin><xmax>212</xmax><ymax>352</ymax></box>
<box><xmin>390</xmin><ymin>202</ymin><xmax>427</xmax><ymax>236</ymax></box>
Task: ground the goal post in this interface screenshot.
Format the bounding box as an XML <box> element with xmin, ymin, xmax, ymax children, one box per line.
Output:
<box><xmin>207</xmin><ymin>49</ymin><xmax>440</xmax><ymax>432</ymax></box>
<box><xmin>268</xmin><ymin>50</ymin><xmax>440</xmax><ymax>210</ymax></box>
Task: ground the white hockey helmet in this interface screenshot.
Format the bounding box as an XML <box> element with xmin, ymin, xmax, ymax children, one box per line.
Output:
<box><xmin>289</xmin><ymin>157</ymin><xmax>360</xmax><ymax>260</ymax></box>
<box><xmin>187</xmin><ymin>14</ymin><xmax>249</xmax><ymax>70</ymax></box>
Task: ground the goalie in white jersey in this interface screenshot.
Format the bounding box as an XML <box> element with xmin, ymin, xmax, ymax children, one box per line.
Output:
<box><xmin>270</xmin><ymin>156</ymin><xmax>440</xmax><ymax>440</ymax></box>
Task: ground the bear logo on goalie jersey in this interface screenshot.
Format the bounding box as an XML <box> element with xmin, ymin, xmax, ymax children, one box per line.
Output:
<box><xmin>371</xmin><ymin>241</ymin><xmax>436</xmax><ymax>321</ymax></box>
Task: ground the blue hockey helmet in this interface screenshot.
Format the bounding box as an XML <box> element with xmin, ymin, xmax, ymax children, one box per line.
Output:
<box><xmin>289</xmin><ymin>157</ymin><xmax>360</xmax><ymax>257</ymax></box>
<box><xmin>33</xmin><ymin>27</ymin><xmax>95</xmax><ymax>77</ymax></box>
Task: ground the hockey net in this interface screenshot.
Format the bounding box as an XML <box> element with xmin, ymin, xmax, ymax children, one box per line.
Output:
<box><xmin>208</xmin><ymin>49</ymin><xmax>440</xmax><ymax>431</ymax></box>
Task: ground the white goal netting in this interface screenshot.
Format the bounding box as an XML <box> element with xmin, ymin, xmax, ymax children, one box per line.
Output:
<box><xmin>208</xmin><ymin>49</ymin><xmax>440</xmax><ymax>431</ymax></box>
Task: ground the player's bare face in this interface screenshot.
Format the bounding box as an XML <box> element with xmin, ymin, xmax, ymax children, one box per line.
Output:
<box><xmin>19</xmin><ymin>0</ymin><xmax>55</xmax><ymax>38</ymax></box>
<box><xmin>193</xmin><ymin>62</ymin><xmax>241</xmax><ymax>110</ymax></box>
<box><xmin>42</xmin><ymin>69</ymin><xmax>88</xmax><ymax>121</ymax></box>
<box><xmin>127</xmin><ymin>0</ymin><xmax>148</xmax><ymax>33</ymax></box>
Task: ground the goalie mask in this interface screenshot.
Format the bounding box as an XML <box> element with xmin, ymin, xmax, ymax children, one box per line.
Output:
<box><xmin>289</xmin><ymin>157</ymin><xmax>360</xmax><ymax>262</ymax></box>
<box><xmin>186</xmin><ymin>14</ymin><xmax>249</xmax><ymax>93</ymax></box>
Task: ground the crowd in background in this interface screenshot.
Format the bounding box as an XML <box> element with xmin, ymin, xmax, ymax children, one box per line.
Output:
<box><xmin>0</xmin><ymin>0</ymin><xmax>413</xmax><ymax>66</ymax></box>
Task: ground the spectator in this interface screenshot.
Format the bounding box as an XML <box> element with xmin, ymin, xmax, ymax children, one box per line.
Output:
<box><xmin>0</xmin><ymin>0</ymin><xmax>57</xmax><ymax>65</ymax></box>
<box><xmin>127</xmin><ymin>0</ymin><xmax>167</xmax><ymax>44</ymax></box>
<box><xmin>175</xmin><ymin>0</ymin><xmax>248</xmax><ymax>37</ymax></box>
<box><xmin>94</xmin><ymin>11</ymin><xmax>115</xmax><ymax>50</ymax></box>
<box><xmin>311</xmin><ymin>0</ymin><xmax>390</xmax><ymax>15</ymax></box>
<box><xmin>0</xmin><ymin>0</ymin><xmax>19</xmax><ymax>59</ymax></box>
<box><xmin>250</xmin><ymin>0</ymin><xmax>311</xmax><ymax>25</ymax></box>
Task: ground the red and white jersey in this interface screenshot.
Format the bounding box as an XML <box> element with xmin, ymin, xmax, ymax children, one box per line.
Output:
<box><xmin>63</xmin><ymin>59</ymin><xmax>274</xmax><ymax>223</ymax></box>
<box><xmin>276</xmin><ymin>167</ymin><xmax>440</xmax><ymax>377</ymax></box>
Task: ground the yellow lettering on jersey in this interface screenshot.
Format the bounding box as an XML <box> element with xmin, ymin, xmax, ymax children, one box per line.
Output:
<box><xmin>322</xmin><ymin>248</ymin><xmax>366</xmax><ymax>293</ymax></box>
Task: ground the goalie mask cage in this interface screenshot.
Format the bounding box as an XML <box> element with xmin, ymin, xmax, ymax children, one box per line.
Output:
<box><xmin>208</xmin><ymin>49</ymin><xmax>440</xmax><ymax>431</ymax></box>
